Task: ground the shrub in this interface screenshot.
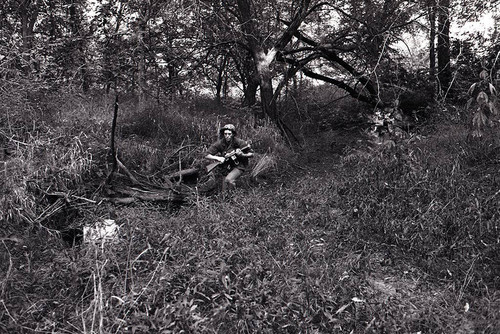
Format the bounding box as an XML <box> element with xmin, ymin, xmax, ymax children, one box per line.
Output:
<box><xmin>0</xmin><ymin>82</ymin><xmax>111</xmax><ymax>232</ymax></box>
<box><xmin>115</xmin><ymin>101</ymin><xmax>293</xmax><ymax>179</ymax></box>
<box><xmin>467</xmin><ymin>68</ymin><xmax>499</xmax><ymax>138</ymax></box>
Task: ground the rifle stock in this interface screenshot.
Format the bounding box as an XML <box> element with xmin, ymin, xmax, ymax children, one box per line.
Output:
<box><xmin>206</xmin><ymin>161</ymin><xmax>222</xmax><ymax>173</ymax></box>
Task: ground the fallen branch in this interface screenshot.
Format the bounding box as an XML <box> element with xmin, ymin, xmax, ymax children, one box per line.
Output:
<box><xmin>169</xmin><ymin>144</ymin><xmax>197</xmax><ymax>158</ymax></box>
<box><xmin>167</xmin><ymin>168</ymin><xmax>199</xmax><ymax>181</ymax></box>
<box><xmin>116</xmin><ymin>157</ymin><xmax>140</xmax><ymax>185</ymax></box>
<box><xmin>153</xmin><ymin>145</ymin><xmax>199</xmax><ymax>176</ymax></box>
<box><xmin>109</xmin><ymin>184</ymin><xmax>190</xmax><ymax>203</ymax></box>
<box><xmin>45</xmin><ymin>191</ymin><xmax>97</xmax><ymax>204</ymax></box>
<box><xmin>0</xmin><ymin>130</ymin><xmax>30</xmax><ymax>147</ymax></box>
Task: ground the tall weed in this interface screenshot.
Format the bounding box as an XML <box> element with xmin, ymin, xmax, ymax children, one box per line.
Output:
<box><xmin>338</xmin><ymin>124</ymin><xmax>500</xmax><ymax>292</ymax></box>
<box><xmin>116</xmin><ymin>102</ymin><xmax>291</xmax><ymax>178</ymax></box>
<box><xmin>0</xmin><ymin>84</ymin><xmax>108</xmax><ymax>230</ymax></box>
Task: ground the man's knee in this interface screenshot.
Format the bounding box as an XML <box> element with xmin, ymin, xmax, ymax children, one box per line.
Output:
<box><xmin>224</xmin><ymin>176</ymin><xmax>236</xmax><ymax>186</ymax></box>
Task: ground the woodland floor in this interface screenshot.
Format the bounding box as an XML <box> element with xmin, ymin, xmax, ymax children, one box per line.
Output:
<box><xmin>241</xmin><ymin>127</ymin><xmax>491</xmax><ymax>333</ymax></box>
<box><xmin>110</xmin><ymin>126</ymin><xmax>490</xmax><ymax>332</ymax></box>
<box><xmin>292</xmin><ymin>128</ymin><xmax>493</xmax><ymax>333</ymax></box>
<box><xmin>3</xmin><ymin>126</ymin><xmax>497</xmax><ymax>333</ymax></box>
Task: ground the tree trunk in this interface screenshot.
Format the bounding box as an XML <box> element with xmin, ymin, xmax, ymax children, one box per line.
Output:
<box><xmin>428</xmin><ymin>0</ymin><xmax>436</xmax><ymax>98</ymax></box>
<box><xmin>254</xmin><ymin>47</ymin><xmax>278</xmax><ymax>121</ymax></box>
<box><xmin>19</xmin><ymin>0</ymin><xmax>38</xmax><ymax>72</ymax></box>
<box><xmin>215</xmin><ymin>55</ymin><xmax>228</xmax><ymax>105</ymax></box>
<box><xmin>136</xmin><ymin>6</ymin><xmax>149</xmax><ymax>109</ymax></box>
<box><xmin>137</xmin><ymin>28</ymin><xmax>147</xmax><ymax>108</ymax></box>
<box><xmin>20</xmin><ymin>1</ymin><xmax>37</xmax><ymax>51</ymax></box>
<box><xmin>69</xmin><ymin>2</ymin><xmax>90</xmax><ymax>92</ymax></box>
<box><xmin>236</xmin><ymin>0</ymin><xmax>280</xmax><ymax>120</ymax></box>
<box><xmin>243</xmin><ymin>78</ymin><xmax>259</xmax><ymax>107</ymax></box>
<box><xmin>239</xmin><ymin>54</ymin><xmax>259</xmax><ymax>106</ymax></box>
<box><xmin>437</xmin><ymin>0</ymin><xmax>451</xmax><ymax>98</ymax></box>
<box><xmin>235</xmin><ymin>0</ymin><xmax>310</xmax><ymax>144</ymax></box>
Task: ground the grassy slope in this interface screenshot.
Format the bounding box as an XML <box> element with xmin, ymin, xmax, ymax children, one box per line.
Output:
<box><xmin>2</xmin><ymin>100</ymin><xmax>500</xmax><ymax>333</ymax></box>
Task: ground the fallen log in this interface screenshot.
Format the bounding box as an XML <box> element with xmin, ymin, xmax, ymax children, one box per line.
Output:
<box><xmin>168</xmin><ymin>168</ymin><xmax>199</xmax><ymax>181</ymax></box>
<box><xmin>107</xmin><ymin>182</ymin><xmax>193</xmax><ymax>204</ymax></box>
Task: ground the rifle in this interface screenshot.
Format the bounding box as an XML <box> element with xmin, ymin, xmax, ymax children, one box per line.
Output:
<box><xmin>206</xmin><ymin>144</ymin><xmax>252</xmax><ymax>173</ymax></box>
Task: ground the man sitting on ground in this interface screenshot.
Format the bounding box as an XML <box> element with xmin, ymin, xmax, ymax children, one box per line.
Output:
<box><xmin>205</xmin><ymin>124</ymin><xmax>253</xmax><ymax>192</ymax></box>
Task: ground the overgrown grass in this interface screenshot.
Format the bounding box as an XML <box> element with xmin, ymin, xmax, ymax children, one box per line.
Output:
<box><xmin>0</xmin><ymin>86</ymin><xmax>102</xmax><ymax>231</ymax></box>
<box><xmin>339</xmin><ymin>126</ymin><xmax>500</xmax><ymax>291</ymax></box>
<box><xmin>1</xmin><ymin>86</ymin><xmax>499</xmax><ymax>333</ymax></box>
<box><xmin>4</xmin><ymin>171</ymin><xmax>494</xmax><ymax>333</ymax></box>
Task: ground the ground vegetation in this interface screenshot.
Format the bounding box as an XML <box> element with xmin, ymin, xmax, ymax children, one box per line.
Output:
<box><xmin>1</xmin><ymin>0</ymin><xmax>500</xmax><ymax>333</ymax></box>
<box><xmin>1</xmin><ymin>81</ymin><xmax>500</xmax><ymax>332</ymax></box>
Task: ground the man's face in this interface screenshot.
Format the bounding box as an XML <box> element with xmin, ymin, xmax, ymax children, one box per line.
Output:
<box><xmin>224</xmin><ymin>130</ymin><xmax>233</xmax><ymax>142</ymax></box>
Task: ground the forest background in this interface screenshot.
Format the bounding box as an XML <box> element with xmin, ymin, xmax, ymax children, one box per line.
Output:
<box><xmin>1</xmin><ymin>0</ymin><xmax>500</xmax><ymax>333</ymax></box>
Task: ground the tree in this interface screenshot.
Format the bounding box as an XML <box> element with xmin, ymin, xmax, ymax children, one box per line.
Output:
<box><xmin>93</xmin><ymin>0</ymin><xmax>178</xmax><ymax>98</ymax></box>
<box><xmin>277</xmin><ymin>0</ymin><xmax>425</xmax><ymax>109</ymax></box>
<box><xmin>186</xmin><ymin>0</ymin><xmax>429</xmax><ymax>137</ymax></box>
<box><xmin>236</xmin><ymin>52</ymin><xmax>260</xmax><ymax>107</ymax></box>
<box><xmin>19</xmin><ymin>0</ymin><xmax>39</xmax><ymax>53</ymax></box>
<box><xmin>0</xmin><ymin>0</ymin><xmax>92</xmax><ymax>87</ymax></box>
<box><xmin>427</xmin><ymin>0</ymin><xmax>437</xmax><ymax>96</ymax></box>
<box><xmin>68</xmin><ymin>0</ymin><xmax>91</xmax><ymax>91</ymax></box>
<box><xmin>0</xmin><ymin>0</ymin><xmax>41</xmax><ymax>73</ymax></box>
<box><xmin>237</xmin><ymin>0</ymin><xmax>325</xmax><ymax>121</ymax></box>
<box><xmin>436</xmin><ymin>0</ymin><xmax>451</xmax><ymax>98</ymax></box>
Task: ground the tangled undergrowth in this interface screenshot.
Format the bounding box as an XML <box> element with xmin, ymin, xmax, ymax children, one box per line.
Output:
<box><xmin>3</xmin><ymin>162</ymin><xmax>498</xmax><ymax>333</ymax></box>
<box><xmin>1</xmin><ymin>87</ymin><xmax>500</xmax><ymax>333</ymax></box>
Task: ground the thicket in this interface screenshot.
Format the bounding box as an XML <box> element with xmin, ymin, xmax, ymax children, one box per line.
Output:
<box><xmin>0</xmin><ymin>82</ymin><xmax>289</xmax><ymax>231</ymax></box>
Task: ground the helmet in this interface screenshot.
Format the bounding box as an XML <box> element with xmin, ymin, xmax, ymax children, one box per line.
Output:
<box><xmin>220</xmin><ymin>124</ymin><xmax>237</xmax><ymax>136</ymax></box>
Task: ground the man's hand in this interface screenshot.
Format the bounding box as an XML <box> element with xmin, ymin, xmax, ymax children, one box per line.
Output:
<box><xmin>217</xmin><ymin>156</ymin><xmax>226</xmax><ymax>163</ymax></box>
<box><xmin>235</xmin><ymin>148</ymin><xmax>242</xmax><ymax>156</ymax></box>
